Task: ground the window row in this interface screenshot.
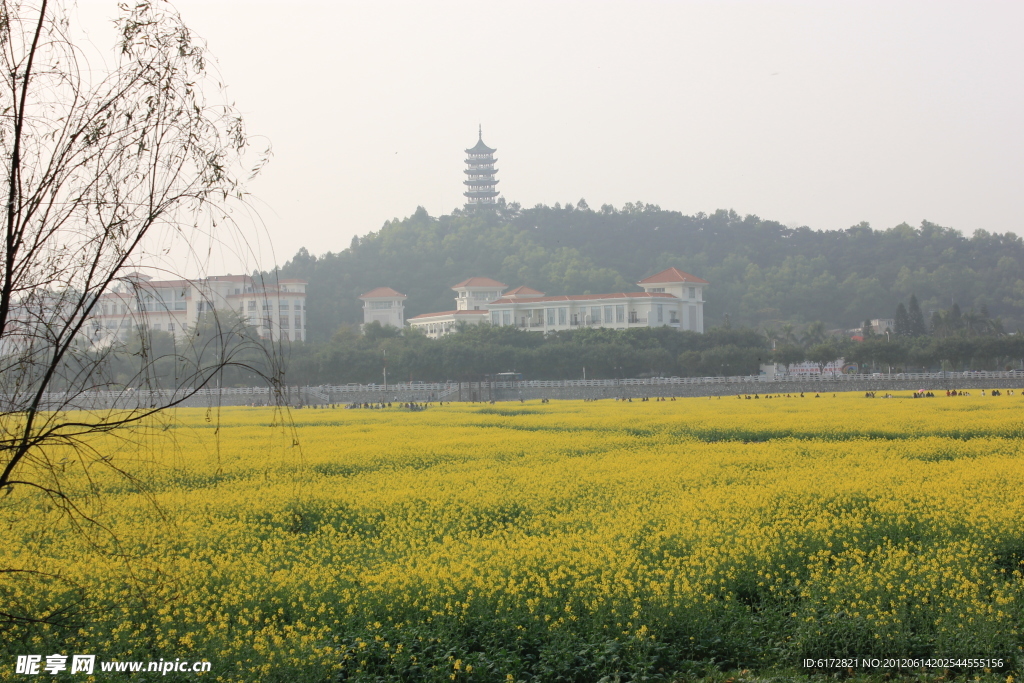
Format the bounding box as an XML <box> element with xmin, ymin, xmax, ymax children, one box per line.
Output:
<box><xmin>491</xmin><ymin>305</ymin><xmax>633</xmax><ymax>326</ymax></box>
<box><xmin>486</xmin><ymin>304</ymin><xmax>698</xmax><ymax>327</ymax></box>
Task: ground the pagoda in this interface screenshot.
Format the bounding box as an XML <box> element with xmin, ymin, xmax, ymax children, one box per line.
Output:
<box><xmin>463</xmin><ymin>126</ymin><xmax>499</xmax><ymax>206</ymax></box>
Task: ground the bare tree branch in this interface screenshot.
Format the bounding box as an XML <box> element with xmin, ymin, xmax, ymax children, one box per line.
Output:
<box><xmin>0</xmin><ymin>0</ymin><xmax>281</xmax><ymax>613</ymax></box>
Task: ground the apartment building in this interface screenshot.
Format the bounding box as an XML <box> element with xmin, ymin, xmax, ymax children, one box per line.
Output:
<box><xmin>86</xmin><ymin>273</ymin><xmax>307</xmax><ymax>347</ymax></box>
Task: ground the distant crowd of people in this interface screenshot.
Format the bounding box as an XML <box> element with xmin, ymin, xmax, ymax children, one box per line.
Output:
<box><xmin>341</xmin><ymin>401</ymin><xmax>450</xmax><ymax>410</ymax></box>
<box><xmin>860</xmin><ymin>388</ymin><xmax>1017</xmax><ymax>398</ymax></box>
<box><xmin>736</xmin><ymin>392</ymin><xmax>822</xmax><ymax>399</ymax></box>
<box><xmin>244</xmin><ymin>386</ymin><xmax>1021</xmax><ymax>409</ymax></box>
<box><xmin>613</xmin><ymin>396</ymin><xmax>677</xmax><ymax>402</ymax></box>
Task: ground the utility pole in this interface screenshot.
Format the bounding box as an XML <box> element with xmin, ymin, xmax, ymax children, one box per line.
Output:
<box><xmin>383</xmin><ymin>348</ymin><xmax>388</xmax><ymax>394</ymax></box>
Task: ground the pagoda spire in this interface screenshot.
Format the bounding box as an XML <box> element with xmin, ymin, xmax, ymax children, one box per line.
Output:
<box><xmin>464</xmin><ymin>127</ymin><xmax>499</xmax><ymax>207</ymax></box>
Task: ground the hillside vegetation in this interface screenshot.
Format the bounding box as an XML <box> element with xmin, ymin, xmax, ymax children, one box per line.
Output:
<box><xmin>279</xmin><ymin>201</ymin><xmax>1024</xmax><ymax>342</ymax></box>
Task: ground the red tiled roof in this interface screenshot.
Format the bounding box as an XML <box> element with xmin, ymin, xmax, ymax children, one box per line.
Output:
<box><xmin>360</xmin><ymin>286</ymin><xmax>407</xmax><ymax>299</ymax></box>
<box><xmin>490</xmin><ymin>292</ymin><xmax>679</xmax><ymax>305</ymax></box>
<box><xmin>503</xmin><ymin>285</ymin><xmax>544</xmax><ymax>296</ymax></box>
<box><xmin>637</xmin><ymin>267</ymin><xmax>708</xmax><ymax>285</ymax></box>
<box><xmin>451</xmin><ymin>277</ymin><xmax>506</xmax><ymax>289</ymax></box>
<box><xmin>408</xmin><ymin>309</ymin><xmax>489</xmax><ymax>320</ymax></box>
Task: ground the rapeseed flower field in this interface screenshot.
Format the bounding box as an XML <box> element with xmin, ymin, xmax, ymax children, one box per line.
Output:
<box><xmin>2</xmin><ymin>393</ymin><xmax>1024</xmax><ymax>681</ymax></box>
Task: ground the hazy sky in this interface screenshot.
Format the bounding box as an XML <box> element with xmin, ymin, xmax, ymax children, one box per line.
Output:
<box><xmin>73</xmin><ymin>0</ymin><xmax>1024</xmax><ymax>269</ymax></box>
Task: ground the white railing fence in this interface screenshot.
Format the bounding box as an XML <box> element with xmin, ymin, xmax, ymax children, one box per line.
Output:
<box><xmin>17</xmin><ymin>369</ymin><xmax>1024</xmax><ymax>408</ymax></box>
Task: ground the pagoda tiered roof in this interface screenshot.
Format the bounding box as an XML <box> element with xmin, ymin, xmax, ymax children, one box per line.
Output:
<box><xmin>465</xmin><ymin>138</ymin><xmax>496</xmax><ymax>154</ymax></box>
<box><xmin>464</xmin><ymin>127</ymin><xmax>499</xmax><ymax>205</ymax></box>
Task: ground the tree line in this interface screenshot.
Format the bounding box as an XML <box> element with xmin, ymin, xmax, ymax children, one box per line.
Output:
<box><xmin>764</xmin><ymin>295</ymin><xmax>1017</xmax><ymax>375</ymax></box>
<box><xmin>273</xmin><ymin>313</ymin><xmax>1022</xmax><ymax>387</ymax></box>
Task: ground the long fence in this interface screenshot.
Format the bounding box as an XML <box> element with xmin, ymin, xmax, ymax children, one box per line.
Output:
<box><xmin>315</xmin><ymin>369</ymin><xmax>1024</xmax><ymax>393</ymax></box>
<box><xmin>16</xmin><ymin>369</ymin><xmax>1024</xmax><ymax>409</ymax></box>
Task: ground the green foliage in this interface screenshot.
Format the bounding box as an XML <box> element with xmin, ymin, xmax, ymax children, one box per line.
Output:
<box><xmin>907</xmin><ymin>295</ymin><xmax>928</xmax><ymax>337</ymax></box>
<box><xmin>277</xmin><ymin>206</ymin><xmax>1024</xmax><ymax>342</ymax></box>
<box><xmin>283</xmin><ymin>325</ymin><xmax>772</xmax><ymax>384</ymax></box>
<box><xmin>56</xmin><ymin>312</ymin><xmax>275</xmax><ymax>391</ymax></box>
<box><xmin>806</xmin><ymin>341</ymin><xmax>843</xmax><ymax>373</ymax></box>
<box><xmin>894</xmin><ymin>302</ymin><xmax>911</xmax><ymax>337</ymax></box>
<box><xmin>271</xmin><ymin>204</ymin><xmax>1024</xmax><ymax>381</ymax></box>
<box><xmin>282</xmin><ymin>315</ymin><xmax>1022</xmax><ymax>385</ymax></box>
<box><xmin>771</xmin><ymin>344</ymin><xmax>806</xmax><ymax>371</ymax></box>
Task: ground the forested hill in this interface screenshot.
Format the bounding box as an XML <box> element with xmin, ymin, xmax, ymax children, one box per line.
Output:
<box><xmin>278</xmin><ymin>201</ymin><xmax>1024</xmax><ymax>342</ymax></box>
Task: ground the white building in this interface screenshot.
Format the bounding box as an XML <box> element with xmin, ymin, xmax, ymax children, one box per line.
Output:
<box><xmin>405</xmin><ymin>267</ymin><xmax>707</xmax><ymax>338</ymax></box>
<box><xmin>85</xmin><ymin>273</ymin><xmax>308</xmax><ymax>347</ymax></box>
<box><xmin>359</xmin><ymin>287</ymin><xmax>406</xmax><ymax>328</ymax></box>
<box><xmin>407</xmin><ymin>277</ymin><xmax>505</xmax><ymax>338</ymax></box>
<box><xmin>453</xmin><ymin>277</ymin><xmax>507</xmax><ymax>311</ymax></box>
<box><xmin>0</xmin><ymin>291</ymin><xmax>81</xmax><ymax>357</ymax></box>
<box><xmin>869</xmin><ymin>318</ymin><xmax>895</xmax><ymax>334</ymax></box>
<box><xmin>763</xmin><ymin>359</ymin><xmax>848</xmax><ymax>378</ymax></box>
<box><xmin>487</xmin><ymin>268</ymin><xmax>706</xmax><ymax>333</ymax></box>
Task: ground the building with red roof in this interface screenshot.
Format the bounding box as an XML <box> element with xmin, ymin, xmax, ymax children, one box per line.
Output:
<box><xmin>359</xmin><ymin>287</ymin><xmax>407</xmax><ymax>329</ymax></box>
<box><xmin>637</xmin><ymin>267</ymin><xmax>709</xmax><ymax>285</ymax></box>
<box><xmin>406</xmin><ymin>277</ymin><xmax>507</xmax><ymax>337</ymax></box>
<box><xmin>399</xmin><ymin>266</ymin><xmax>707</xmax><ymax>339</ymax></box>
<box><xmin>502</xmin><ymin>286</ymin><xmax>545</xmax><ymax>297</ymax></box>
